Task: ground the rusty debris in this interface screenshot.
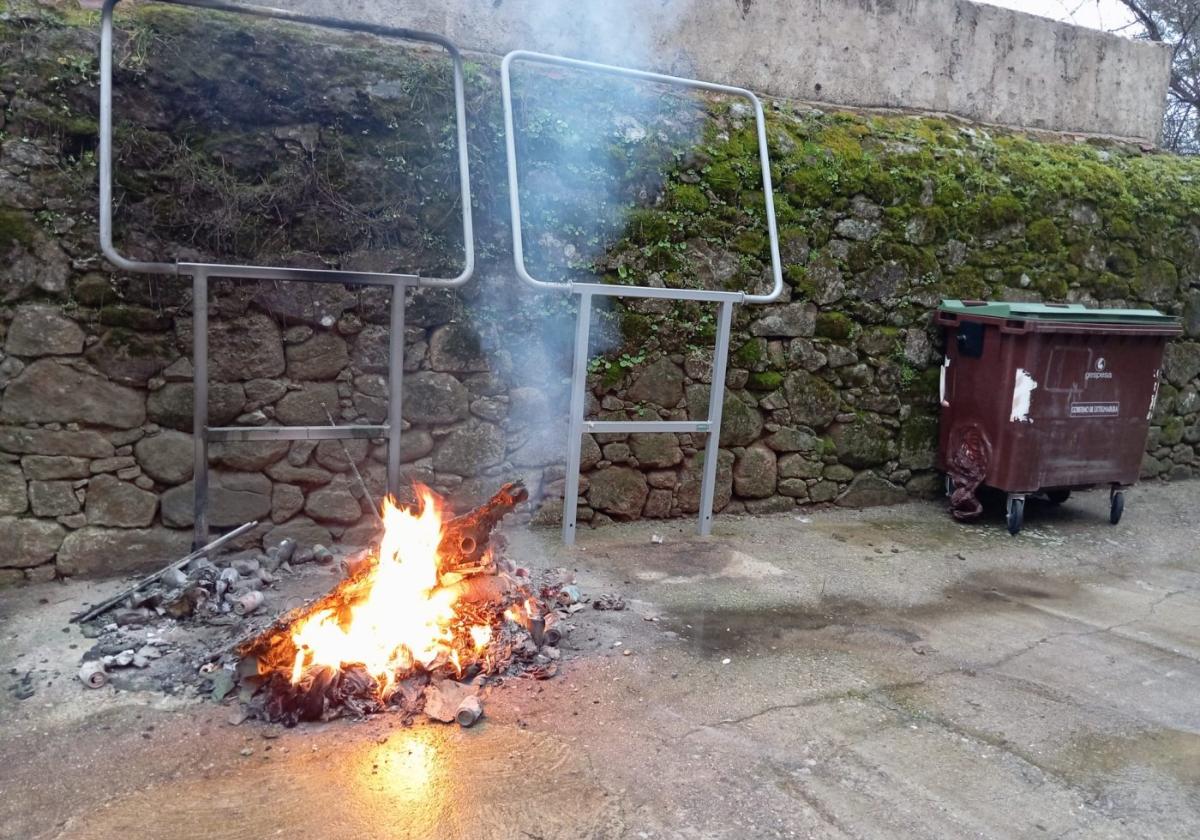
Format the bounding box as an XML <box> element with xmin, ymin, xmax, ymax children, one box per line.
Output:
<box><xmin>946</xmin><ymin>424</ymin><xmax>990</xmax><ymax>521</ymax></box>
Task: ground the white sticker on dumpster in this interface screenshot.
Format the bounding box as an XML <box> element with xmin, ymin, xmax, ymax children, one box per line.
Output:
<box><xmin>1070</xmin><ymin>402</ymin><xmax>1120</xmax><ymax>417</ymax></box>
<box><xmin>1009</xmin><ymin>368</ymin><xmax>1037</xmax><ymax>423</ymax></box>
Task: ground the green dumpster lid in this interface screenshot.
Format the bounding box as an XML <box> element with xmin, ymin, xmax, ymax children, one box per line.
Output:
<box><xmin>939</xmin><ymin>299</ymin><xmax>1180</xmax><ymax>326</ymax></box>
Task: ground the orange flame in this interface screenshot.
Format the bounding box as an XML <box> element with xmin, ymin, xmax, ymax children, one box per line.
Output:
<box><xmin>288</xmin><ymin>489</ymin><xmax>458</xmax><ymax>692</ymax></box>
<box><xmin>504</xmin><ymin>606</ymin><xmax>525</xmax><ymax>628</ymax></box>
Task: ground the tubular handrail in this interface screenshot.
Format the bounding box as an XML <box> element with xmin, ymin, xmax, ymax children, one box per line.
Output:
<box><xmin>99</xmin><ymin>0</ymin><xmax>475</xmax><ymax>286</ymax></box>
<box><xmin>500</xmin><ymin>49</ymin><xmax>784</xmax><ymax>304</ymax></box>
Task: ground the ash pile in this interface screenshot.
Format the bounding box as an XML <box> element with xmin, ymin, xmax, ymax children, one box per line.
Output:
<box><xmin>72</xmin><ymin>523</ymin><xmax>360</xmax><ymax>697</ymax></box>
<box><xmin>70</xmin><ymin>481</ymin><xmax>613</xmax><ymax>729</ymax></box>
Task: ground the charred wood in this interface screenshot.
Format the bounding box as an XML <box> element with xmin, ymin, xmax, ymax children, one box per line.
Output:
<box><xmin>438</xmin><ymin>481</ymin><xmax>528</xmax><ymax>572</ymax></box>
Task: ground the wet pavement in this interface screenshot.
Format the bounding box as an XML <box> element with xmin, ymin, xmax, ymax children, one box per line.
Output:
<box><xmin>2</xmin><ymin>482</ymin><xmax>1199</xmax><ymax>839</ymax></box>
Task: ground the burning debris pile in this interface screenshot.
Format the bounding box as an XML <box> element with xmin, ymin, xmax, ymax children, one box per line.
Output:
<box><xmin>73</xmin><ymin>481</ymin><xmax>597</xmax><ymax>729</ymax></box>
<box><xmin>237</xmin><ymin>482</ymin><xmax>566</xmax><ymax>726</ymax></box>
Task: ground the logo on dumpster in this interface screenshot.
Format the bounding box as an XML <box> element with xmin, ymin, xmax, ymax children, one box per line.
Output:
<box><xmin>1086</xmin><ymin>356</ymin><xmax>1112</xmax><ymax>381</ymax></box>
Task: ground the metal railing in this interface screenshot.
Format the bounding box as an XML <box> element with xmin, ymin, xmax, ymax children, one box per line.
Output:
<box><xmin>99</xmin><ymin>0</ymin><xmax>475</xmax><ymax>546</ymax></box>
<box><xmin>500</xmin><ymin>50</ymin><xmax>784</xmax><ymax>544</ymax></box>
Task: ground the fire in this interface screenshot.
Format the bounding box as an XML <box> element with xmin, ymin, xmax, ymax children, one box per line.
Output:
<box><xmin>469</xmin><ymin>624</ymin><xmax>492</xmax><ymax>651</ymax></box>
<box><xmin>288</xmin><ymin>489</ymin><xmax>458</xmax><ymax>692</ymax></box>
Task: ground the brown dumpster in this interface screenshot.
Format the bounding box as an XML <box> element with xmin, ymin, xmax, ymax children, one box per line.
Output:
<box><xmin>935</xmin><ymin>300</ymin><xmax>1182</xmax><ymax>535</ymax></box>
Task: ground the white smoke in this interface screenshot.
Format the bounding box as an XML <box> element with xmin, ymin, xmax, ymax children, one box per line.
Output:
<box><xmin>487</xmin><ymin>0</ymin><xmax>711</xmax><ymax>515</ymax></box>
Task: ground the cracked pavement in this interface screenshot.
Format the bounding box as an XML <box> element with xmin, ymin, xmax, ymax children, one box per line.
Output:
<box><xmin>1</xmin><ymin>482</ymin><xmax>1198</xmax><ymax>839</ymax></box>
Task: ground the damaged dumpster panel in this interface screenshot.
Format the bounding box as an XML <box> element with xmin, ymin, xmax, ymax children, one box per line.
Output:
<box><xmin>935</xmin><ymin>300</ymin><xmax>1182</xmax><ymax>534</ymax></box>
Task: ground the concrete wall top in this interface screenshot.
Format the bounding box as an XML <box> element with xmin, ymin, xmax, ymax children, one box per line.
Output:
<box><xmin>281</xmin><ymin>0</ymin><xmax>1173</xmax><ymax>144</ymax></box>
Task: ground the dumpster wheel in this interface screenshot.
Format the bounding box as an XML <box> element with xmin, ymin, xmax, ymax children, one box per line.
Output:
<box><xmin>1045</xmin><ymin>489</ymin><xmax>1071</xmax><ymax>505</ymax></box>
<box><xmin>1006</xmin><ymin>495</ymin><xmax>1025</xmax><ymax>536</ymax></box>
<box><xmin>1110</xmin><ymin>488</ymin><xmax>1125</xmax><ymax>525</ymax></box>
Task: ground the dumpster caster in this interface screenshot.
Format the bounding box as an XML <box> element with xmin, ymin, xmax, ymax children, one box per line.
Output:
<box><xmin>1006</xmin><ymin>495</ymin><xmax>1025</xmax><ymax>536</ymax></box>
<box><xmin>1110</xmin><ymin>489</ymin><xmax>1125</xmax><ymax>525</ymax></box>
<box><xmin>1046</xmin><ymin>489</ymin><xmax>1071</xmax><ymax>505</ymax></box>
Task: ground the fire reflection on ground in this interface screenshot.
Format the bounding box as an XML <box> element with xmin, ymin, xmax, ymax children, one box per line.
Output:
<box><xmin>54</xmin><ymin>713</ymin><xmax>620</xmax><ymax>840</ymax></box>
<box><xmin>362</xmin><ymin>728</ymin><xmax>442</xmax><ymax>808</ymax></box>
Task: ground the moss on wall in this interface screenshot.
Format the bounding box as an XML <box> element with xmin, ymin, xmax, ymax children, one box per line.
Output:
<box><xmin>0</xmin><ymin>209</ymin><xmax>36</xmax><ymax>251</ymax></box>
<box><xmin>598</xmin><ymin>106</ymin><xmax>1200</xmax><ymax>316</ymax></box>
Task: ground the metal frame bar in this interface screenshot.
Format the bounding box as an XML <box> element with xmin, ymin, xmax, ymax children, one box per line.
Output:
<box><xmin>207</xmin><ymin>426</ymin><xmax>388</xmax><ymax>442</ymax></box>
<box><xmin>192</xmin><ymin>269</ymin><xmax>209</xmax><ymax>542</ymax></box>
<box><xmin>99</xmin><ymin>0</ymin><xmax>475</xmax><ymax>546</ymax></box>
<box><xmin>583</xmin><ymin>421</ymin><xmax>710</xmax><ymax>434</ymax></box>
<box><xmin>500</xmin><ymin>51</ymin><xmax>781</xmax><ymax>544</ymax></box>
<box><xmin>100</xmin><ymin>0</ymin><xmax>475</xmax><ymax>286</ymax></box>
<box><xmin>501</xmin><ymin>50</ymin><xmax>783</xmax><ymax>304</ymax></box>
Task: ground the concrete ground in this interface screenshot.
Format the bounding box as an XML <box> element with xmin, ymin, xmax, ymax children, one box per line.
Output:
<box><xmin>1</xmin><ymin>482</ymin><xmax>1199</xmax><ymax>839</ymax></box>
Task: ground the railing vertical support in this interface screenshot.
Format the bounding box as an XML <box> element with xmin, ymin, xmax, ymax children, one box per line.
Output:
<box><xmin>387</xmin><ymin>285</ymin><xmax>406</xmax><ymax>501</ymax></box>
<box><xmin>562</xmin><ymin>292</ymin><xmax>593</xmax><ymax>546</ymax></box>
<box><xmin>192</xmin><ymin>268</ymin><xmax>210</xmax><ymax>549</ymax></box>
<box><xmin>699</xmin><ymin>299</ymin><xmax>734</xmax><ymax>536</ymax></box>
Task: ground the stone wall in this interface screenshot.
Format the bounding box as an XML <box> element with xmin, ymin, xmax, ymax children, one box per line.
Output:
<box><xmin>1</xmin><ymin>2</ymin><xmax>1198</xmax><ymax>583</ymax></box>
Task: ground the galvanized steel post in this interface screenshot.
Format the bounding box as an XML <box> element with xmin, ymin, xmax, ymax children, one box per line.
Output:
<box><xmin>561</xmin><ymin>293</ymin><xmax>593</xmax><ymax>546</ymax></box>
<box><xmin>699</xmin><ymin>300</ymin><xmax>734</xmax><ymax>536</ymax></box>
<box><xmin>192</xmin><ymin>268</ymin><xmax>209</xmax><ymax>548</ymax></box>
<box><xmin>387</xmin><ymin>287</ymin><xmax>406</xmax><ymax>501</ymax></box>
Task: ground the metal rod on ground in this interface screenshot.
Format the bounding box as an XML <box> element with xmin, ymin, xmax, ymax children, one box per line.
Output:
<box><xmin>321</xmin><ymin>401</ymin><xmax>383</xmax><ymax>524</ymax></box>
<box><xmin>70</xmin><ymin>520</ymin><xmax>259</xmax><ymax>623</ymax></box>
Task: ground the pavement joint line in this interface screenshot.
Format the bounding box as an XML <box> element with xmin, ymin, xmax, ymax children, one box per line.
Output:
<box><xmin>983</xmin><ymin>587</ymin><xmax>1199</xmax><ymax>667</ymax></box>
<box><xmin>678</xmin><ymin>677</ymin><xmax>937</xmax><ymax>741</ymax></box>
<box><xmin>679</xmin><ymin>585</ymin><xmax>1200</xmax><ymax>741</ymax></box>
<box><xmin>679</xmin><ymin>587</ymin><xmax>1200</xmax><ymax>781</ymax></box>
<box><xmin>853</xmin><ymin>681</ymin><xmax>1131</xmax><ymax>816</ymax></box>
<box><xmin>747</xmin><ymin>683</ymin><xmax>1114</xmax><ymax>836</ymax></box>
